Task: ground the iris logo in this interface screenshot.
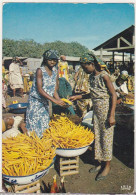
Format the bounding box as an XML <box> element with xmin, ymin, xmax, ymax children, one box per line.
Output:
<box><xmin>121</xmin><ymin>185</ymin><xmax>131</xmax><ymax>191</ymax></box>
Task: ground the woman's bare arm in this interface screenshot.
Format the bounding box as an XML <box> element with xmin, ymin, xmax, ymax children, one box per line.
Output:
<box><xmin>36</xmin><ymin>68</ymin><xmax>65</xmax><ymax>106</ymax></box>
<box><xmin>103</xmin><ymin>74</ymin><xmax>117</xmax><ymax>126</ymax></box>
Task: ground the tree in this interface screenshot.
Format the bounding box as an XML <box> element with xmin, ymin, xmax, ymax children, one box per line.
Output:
<box><xmin>2</xmin><ymin>39</ymin><xmax>90</xmax><ymax>58</ymax></box>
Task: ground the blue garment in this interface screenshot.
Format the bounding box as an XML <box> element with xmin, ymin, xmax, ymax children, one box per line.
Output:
<box><xmin>26</xmin><ymin>67</ymin><xmax>57</xmax><ymax>137</ymax></box>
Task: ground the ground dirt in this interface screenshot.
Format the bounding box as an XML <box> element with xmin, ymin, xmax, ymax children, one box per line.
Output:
<box><xmin>2</xmin><ymin>93</ymin><xmax>134</xmax><ymax>194</ymax></box>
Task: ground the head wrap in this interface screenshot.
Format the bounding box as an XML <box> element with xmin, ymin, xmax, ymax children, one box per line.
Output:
<box><xmin>43</xmin><ymin>49</ymin><xmax>60</xmax><ymax>60</ymax></box>
<box><xmin>80</xmin><ymin>52</ymin><xmax>96</xmax><ymax>63</ymax></box>
<box><xmin>121</xmin><ymin>70</ymin><xmax>128</xmax><ymax>80</ymax></box>
<box><xmin>96</xmin><ymin>58</ymin><xmax>105</xmax><ymax>66</ymax></box>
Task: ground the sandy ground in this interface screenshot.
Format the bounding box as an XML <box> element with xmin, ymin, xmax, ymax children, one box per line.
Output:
<box><xmin>2</xmin><ymin>93</ymin><xmax>134</xmax><ymax>194</ymax></box>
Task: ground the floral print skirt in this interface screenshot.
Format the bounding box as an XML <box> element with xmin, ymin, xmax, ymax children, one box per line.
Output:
<box><xmin>26</xmin><ymin>96</ymin><xmax>49</xmax><ymax>138</ymax></box>
<box><xmin>93</xmin><ymin>98</ymin><xmax>114</xmax><ymax>161</ymax></box>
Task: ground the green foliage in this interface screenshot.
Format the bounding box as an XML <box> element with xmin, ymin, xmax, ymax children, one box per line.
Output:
<box><xmin>2</xmin><ymin>39</ymin><xmax>89</xmax><ymax>58</ymax></box>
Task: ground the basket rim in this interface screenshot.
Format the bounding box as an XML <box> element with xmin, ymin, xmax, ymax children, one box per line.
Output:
<box><xmin>56</xmin><ymin>140</ymin><xmax>94</xmax><ymax>151</ymax></box>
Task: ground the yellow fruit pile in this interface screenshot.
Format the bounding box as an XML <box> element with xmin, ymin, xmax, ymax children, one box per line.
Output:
<box><xmin>43</xmin><ymin>114</ymin><xmax>94</xmax><ymax>149</ymax></box>
<box><xmin>2</xmin><ymin>131</ymin><xmax>56</xmax><ymax>176</ymax></box>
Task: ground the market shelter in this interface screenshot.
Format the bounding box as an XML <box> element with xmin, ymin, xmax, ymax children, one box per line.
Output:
<box><xmin>93</xmin><ymin>25</ymin><xmax>135</xmax><ymax>64</ymax></box>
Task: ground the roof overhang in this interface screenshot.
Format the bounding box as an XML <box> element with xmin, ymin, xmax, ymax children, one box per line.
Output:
<box><xmin>93</xmin><ymin>25</ymin><xmax>135</xmax><ymax>54</ymax></box>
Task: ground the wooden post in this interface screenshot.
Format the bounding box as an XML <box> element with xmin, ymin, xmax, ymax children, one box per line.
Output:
<box><xmin>130</xmin><ymin>53</ymin><xmax>132</xmax><ymax>62</ymax></box>
<box><xmin>112</xmin><ymin>51</ymin><xmax>115</xmax><ymax>69</ymax></box>
<box><xmin>122</xmin><ymin>52</ymin><xmax>125</xmax><ymax>64</ymax></box>
<box><xmin>117</xmin><ymin>38</ymin><xmax>120</xmax><ymax>48</ymax></box>
<box><xmin>100</xmin><ymin>48</ymin><xmax>103</xmax><ymax>60</ymax></box>
<box><xmin>132</xmin><ymin>35</ymin><xmax>135</xmax><ymax>46</ymax></box>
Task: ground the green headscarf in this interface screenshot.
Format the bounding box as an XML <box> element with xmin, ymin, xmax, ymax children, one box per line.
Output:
<box><xmin>80</xmin><ymin>52</ymin><xmax>96</xmax><ymax>64</ymax></box>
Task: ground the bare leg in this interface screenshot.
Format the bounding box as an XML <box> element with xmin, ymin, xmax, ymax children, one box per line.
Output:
<box><xmin>20</xmin><ymin>88</ymin><xmax>24</xmax><ymax>97</ymax></box>
<box><xmin>95</xmin><ymin>160</ymin><xmax>111</xmax><ymax>181</ymax></box>
<box><xmin>13</xmin><ymin>89</ymin><xmax>16</xmax><ymax>97</ymax></box>
<box><xmin>100</xmin><ymin>161</ymin><xmax>111</xmax><ymax>176</ymax></box>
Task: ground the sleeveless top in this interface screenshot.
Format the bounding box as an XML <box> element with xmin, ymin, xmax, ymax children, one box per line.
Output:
<box><xmin>89</xmin><ymin>71</ymin><xmax>110</xmax><ymax>100</ymax></box>
<box><xmin>29</xmin><ymin>67</ymin><xmax>57</xmax><ymax>103</ymax></box>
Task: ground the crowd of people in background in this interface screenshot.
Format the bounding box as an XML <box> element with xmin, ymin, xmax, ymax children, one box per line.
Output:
<box><xmin>2</xmin><ymin>52</ymin><xmax>134</xmax><ymax>114</ymax></box>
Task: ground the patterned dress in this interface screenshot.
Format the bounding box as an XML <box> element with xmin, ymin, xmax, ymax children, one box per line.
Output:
<box><xmin>89</xmin><ymin>71</ymin><xmax>114</xmax><ymax>161</ymax></box>
<box><xmin>26</xmin><ymin>67</ymin><xmax>57</xmax><ymax>137</ymax></box>
<box><xmin>74</xmin><ymin>67</ymin><xmax>92</xmax><ymax>117</ymax></box>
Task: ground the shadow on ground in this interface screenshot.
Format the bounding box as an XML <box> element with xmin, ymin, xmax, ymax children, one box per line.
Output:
<box><xmin>80</xmin><ymin>126</ymin><xmax>134</xmax><ymax>169</ymax></box>
<box><xmin>113</xmin><ymin>125</ymin><xmax>134</xmax><ymax>169</ymax></box>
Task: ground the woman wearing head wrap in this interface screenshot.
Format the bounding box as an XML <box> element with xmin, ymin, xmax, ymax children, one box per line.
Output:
<box><xmin>70</xmin><ymin>52</ymin><xmax>117</xmax><ymax>181</ymax></box>
<box><xmin>26</xmin><ymin>49</ymin><xmax>66</xmax><ymax>137</ymax></box>
<box><xmin>73</xmin><ymin>65</ymin><xmax>92</xmax><ymax>118</ymax></box>
<box><xmin>58</xmin><ymin>55</ymin><xmax>69</xmax><ymax>81</ymax></box>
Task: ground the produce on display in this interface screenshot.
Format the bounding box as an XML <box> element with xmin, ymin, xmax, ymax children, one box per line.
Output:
<box><xmin>2</xmin><ymin>131</ymin><xmax>56</xmax><ymax>176</ymax></box>
<box><xmin>42</xmin><ymin>114</ymin><xmax>94</xmax><ymax>149</ymax></box>
<box><xmin>51</xmin><ymin>114</ymin><xmax>82</xmax><ymax>125</ymax></box>
<box><xmin>61</xmin><ymin>98</ymin><xmax>73</xmax><ymax>105</ymax></box>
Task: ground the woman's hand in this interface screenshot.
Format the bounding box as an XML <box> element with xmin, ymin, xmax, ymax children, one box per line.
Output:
<box><xmin>109</xmin><ymin>115</ymin><xmax>116</xmax><ymax>127</ymax></box>
<box><xmin>69</xmin><ymin>95</ymin><xmax>82</xmax><ymax>101</ymax></box>
<box><xmin>54</xmin><ymin>99</ymin><xmax>67</xmax><ymax>107</ymax></box>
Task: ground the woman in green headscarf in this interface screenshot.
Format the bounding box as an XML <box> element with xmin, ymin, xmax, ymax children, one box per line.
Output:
<box><xmin>70</xmin><ymin>52</ymin><xmax>117</xmax><ymax>181</ymax></box>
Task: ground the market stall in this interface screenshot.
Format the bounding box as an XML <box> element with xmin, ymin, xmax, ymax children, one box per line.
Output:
<box><xmin>2</xmin><ymin>113</ymin><xmax>94</xmax><ymax>193</ymax></box>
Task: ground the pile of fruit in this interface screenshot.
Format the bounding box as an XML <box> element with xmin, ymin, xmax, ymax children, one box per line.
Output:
<box><xmin>43</xmin><ymin>114</ymin><xmax>94</xmax><ymax>149</ymax></box>
<box><xmin>2</xmin><ymin>131</ymin><xmax>56</xmax><ymax>176</ymax></box>
<box><xmin>2</xmin><ymin>114</ymin><xmax>94</xmax><ymax>177</ymax></box>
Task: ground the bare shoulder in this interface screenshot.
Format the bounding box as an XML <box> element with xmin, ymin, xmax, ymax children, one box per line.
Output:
<box><xmin>103</xmin><ymin>74</ymin><xmax>110</xmax><ymax>80</ymax></box>
<box><xmin>101</xmin><ymin>71</ymin><xmax>110</xmax><ymax>81</ymax></box>
<box><xmin>36</xmin><ymin>68</ymin><xmax>42</xmax><ymax>74</ymax></box>
<box><xmin>36</xmin><ymin>68</ymin><xmax>43</xmax><ymax>78</ymax></box>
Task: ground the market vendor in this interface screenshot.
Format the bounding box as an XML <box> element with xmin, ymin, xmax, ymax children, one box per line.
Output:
<box><xmin>112</xmin><ymin>70</ymin><xmax>128</xmax><ymax>104</ymax></box>
<box><xmin>25</xmin><ymin>49</ymin><xmax>66</xmax><ymax>138</ymax></box>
